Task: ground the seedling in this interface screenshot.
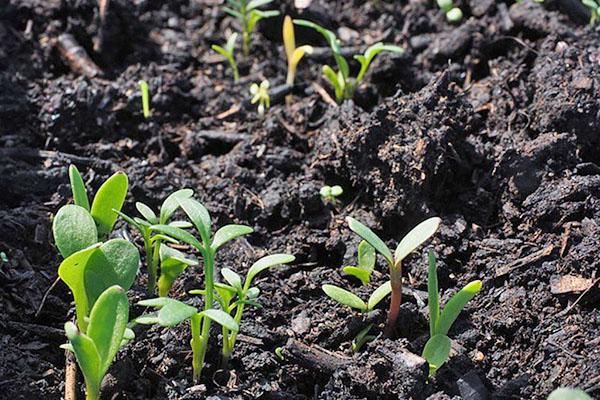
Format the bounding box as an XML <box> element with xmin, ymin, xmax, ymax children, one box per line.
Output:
<box><xmin>582</xmin><ymin>0</ymin><xmax>600</xmax><ymax>25</ymax></box>
<box><xmin>157</xmin><ymin>244</ymin><xmax>198</xmax><ymax>297</ymax></box>
<box><xmin>192</xmin><ymin>253</ymin><xmax>295</xmax><ymax>366</ymax></box>
<box><xmin>274</xmin><ymin>346</ymin><xmax>285</xmax><ymax>361</ymax></box>
<box><xmin>342</xmin><ymin>240</ymin><xmax>376</xmax><ymax>285</ymax></box>
<box><xmin>422</xmin><ymin>250</ymin><xmax>481</xmax><ymax>375</ymax></box>
<box><xmin>212</xmin><ymin>33</ymin><xmax>240</xmax><ymax>82</ymax></box>
<box><xmin>322</xmin><ymin>281</ymin><xmax>391</xmax><ymax>313</ymax></box>
<box><xmin>351</xmin><ymin>323</ymin><xmax>375</xmax><ymax>352</ymax></box>
<box><xmin>346</xmin><ymin>216</ymin><xmax>440</xmax><ymax>335</ymax></box>
<box><xmin>139</xmin><ymin>79</ymin><xmax>151</xmax><ymax>118</ymax></box>
<box><xmin>224</xmin><ymin>0</ymin><xmax>280</xmax><ymax>56</ymax></box>
<box><xmin>0</xmin><ymin>251</ymin><xmax>8</xmax><ymax>265</ymax></box>
<box><xmin>139</xmin><ymin>196</ymin><xmax>254</xmax><ymax>381</ymax></box>
<box><xmin>250</xmin><ymin>80</ymin><xmax>270</xmax><ymax>116</ymax></box>
<box><xmin>115</xmin><ymin>189</ymin><xmax>194</xmax><ymax>295</ymax></box>
<box><xmin>53</xmin><ymin>165</ymin><xmax>128</xmax><ymax>258</ymax></box>
<box><xmin>436</xmin><ymin>0</ymin><xmax>463</xmax><ymax>23</ymax></box>
<box><xmin>283</xmin><ymin>15</ymin><xmax>312</xmax><ymax>103</ymax></box>
<box><xmin>293</xmin><ymin>19</ymin><xmax>403</xmax><ymax>102</ymax></box>
<box><xmin>320</xmin><ymin>185</ymin><xmax>343</xmax><ymax>203</ymax></box>
<box><xmin>62</xmin><ymin>285</ymin><xmax>131</xmax><ymax>400</ymax></box>
<box><xmin>548</xmin><ymin>388</ymin><xmax>591</xmax><ymax>400</ymax></box>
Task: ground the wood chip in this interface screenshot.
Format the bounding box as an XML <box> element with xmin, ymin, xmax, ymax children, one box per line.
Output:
<box><xmin>550</xmin><ymin>275</ymin><xmax>594</xmax><ymax>294</ymax></box>
<box><xmin>495</xmin><ymin>244</ymin><xmax>554</xmax><ymax>277</ymax></box>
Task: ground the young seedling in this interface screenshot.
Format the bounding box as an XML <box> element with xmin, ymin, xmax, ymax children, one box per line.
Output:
<box><xmin>115</xmin><ymin>189</ymin><xmax>194</xmax><ymax>296</ymax></box>
<box><xmin>322</xmin><ymin>281</ymin><xmax>392</xmax><ymax>313</ymax></box>
<box><xmin>157</xmin><ymin>244</ymin><xmax>198</xmax><ymax>297</ymax></box>
<box><xmin>139</xmin><ymin>79</ymin><xmax>151</xmax><ymax>118</ymax></box>
<box><xmin>346</xmin><ymin>216</ymin><xmax>440</xmax><ymax>335</ymax></box>
<box><xmin>250</xmin><ymin>80</ymin><xmax>270</xmax><ymax>116</ymax></box>
<box><xmin>547</xmin><ymin>388</ymin><xmax>591</xmax><ymax>400</ymax></box>
<box><xmin>293</xmin><ymin>19</ymin><xmax>403</xmax><ymax>102</ymax></box>
<box><xmin>61</xmin><ymin>285</ymin><xmax>130</xmax><ymax>400</ymax></box>
<box><xmin>342</xmin><ymin>240</ymin><xmax>376</xmax><ymax>285</ymax></box>
<box><xmin>212</xmin><ymin>33</ymin><xmax>240</xmax><ymax>82</ymax></box>
<box><xmin>53</xmin><ymin>165</ymin><xmax>128</xmax><ymax>258</ymax></box>
<box><xmin>224</xmin><ymin>0</ymin><xmax>280</xmax><ymax>56</ymax></box>
<box><xmin>422</xmin><ymin>250</ymin><xmax>481</xmax><ymax>375</ymax></box>
<box><xmin>582</xmin><ymin>0</ymin><xmax>600</xmax><ymax>25</ymax></box>
<box><xmin>436</xmin><ymin>0</ymin><xmax>463</xmax><ymax>23</ymax></box>
<box><xmin>141</xmin><ymin>196</ymin><xmax>254</xmax><ymax>381</ymax></box>
<box><xmin>320</xmin><ymin>185</ymin><xmax>343</xmax><ymax>203</ymax></box>
<box><xmin>351</xmin><ymin>323</ymin><xmax>375</xmax><ymax>352</ymax></box>
<box><xmin>283</xmin><ymin>15</ymin><xmax>312</xmax><ymax>103</ymax></box>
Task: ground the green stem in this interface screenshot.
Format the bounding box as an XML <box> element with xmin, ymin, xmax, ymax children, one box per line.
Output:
<box><xmin>242</xmin><ymin>31</ymin><xmax>250</xmax><ymax>57</ymax></box>
<box><xmin>190</xmin><ymin>313</ymin><xmax>202</xmax><ymax>382</ymax></box>
<box><xmin>193</xmin><ymin>247</ymin><xmax>215</xmax><ymax>381</ymax></box>
<box><xmin>144</xmin><ymin>234</ymin><xmax>158</xmax><ymax>296</ymax></box>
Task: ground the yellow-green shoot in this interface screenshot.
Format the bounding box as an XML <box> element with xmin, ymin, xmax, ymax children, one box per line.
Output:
<box><xmin>212</xmin><ymin>33</ymin><xmax>240</xmax><ymax>82</ymax></box>
<box><xmin>138</xmin><ymin>79</ymin><xmax>151</xmax><ymax>118</ymax></box>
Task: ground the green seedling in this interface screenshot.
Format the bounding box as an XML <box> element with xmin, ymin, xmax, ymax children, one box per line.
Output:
<box><xmin>0</xmin><ymin>251</ymin><xmax>8</xmax><ymax>265</ymax></box>
<box><xmin>274</xmin><ymin>346</ymin><xmax>285</xmax><ymax>361</ymax></box>
<box><xmin>293</xmin><ymin>19</ymin><xmax>403</xmax><ymax>102</ymax></box>
<box><xmin>53</xmin><ymin>165</ymin><xmax>128</xmax><ymax>258</ymax></box>
<box><xmin>224</xmin><ymin>0</ymin><xmax>280</xmax><ymax>56</ymax></box>
<box><xmin>436</xmin><ymin>0</ymin><xmax>463</xmax><ymax>23</ymax></box>
<box><xmin>195</xmin><ymin>253</ymin><xmax>295</xmax><ymax>366</ymax></box>
<box><xmin>283</xmin><ymin>15</ymin><xmax>312</xmax><ymax>104</ymax></box>
<box><xmin>212</xmin><ymin>33</ymin><xmax>240</xmax><ymax>82</ymax></box>
<box><xmin>582</xmin><ymin>0</ymin><xmax>600</xmax><ymax>25</ymax></box>
<box><xmin>548</xmin><ymin>388</ymin><xmax>591</xmax><ymax>400</ymax></box>
<box><xmin>62</xmin><ymin>285</ymin><xmax>131</xmax><ymax>400</ymax></box>
<box><xmin>352</xmin><ymin>323</ymin><xmax>375</xmax><ymax>352</ymax></box>
<box><xmin>320</xmin><ymin>185</ymin><xmax>343</xmax><ymax>203</ymax></box>
<box><xmin>346</xmin><ymin>216</ymin><xmax>440</xmax><ymax>335</ymax></box>
<box><xmin>423</xmin><ymin>250</ymin><xmax>482</xmax><ymax>375</ymax></box>
<box><xmin>322</xmin><ymin>281</ymin><xmax>392</xmax><ymax>313</ymax></box>
<box><xmin>157</xmin><ymin>244</ymin><xmax>198</xmax><ymax>297</ymax></box>
<box><xmin>342</xmin><ymin>240</ymin><xmax>376</xmax><ymax>285</ymax></box>
<box><xmin>115</xmin><ymin>189</ymin><xmax>194</xmax><ymax>296</ymax></box>
<box><xmin>139</xmin><ymin>196</ymin><xmax>254</xmax><ymax>381</ymax></box>
<box><xmin>139</xmin><ymin>80</ymin><xmax>151</xmax><ymax>118</ymax></box>
<box><xmin>250</xmin><ymin>80</ymin><xmax>271</xmax><ymax>116</ymax></box>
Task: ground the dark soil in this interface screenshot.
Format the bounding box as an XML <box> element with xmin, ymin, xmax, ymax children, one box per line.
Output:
<box><xmin>1</xmin><ymin>0</ymin><xmax>599</xmax><ymax>399</ymax></box>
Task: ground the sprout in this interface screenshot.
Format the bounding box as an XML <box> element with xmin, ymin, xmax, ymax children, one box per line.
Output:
<box><xmin>582</xmin><ymin>0</ymin><xmax>600</xmax><ymax>25</ymax></box>
<box><xmin>319</xmin><ymin>185</ymin><xmax>343</xmax><ymax>203</ymax></box>
<box><xmin>547</xmin><ymin>388</ymin><xmax>591</xmax><ymax>400</ymax></box>
<box><xmin>283</xmin><ymin>15</ymin><xmax>312</xmax><ymax>103</ymax></box>
<box><xmin>250</xmin><ymin>80</ymin><xmax>271</xmax><ymax>116</ymax></box>
<box><xmin>423</xmin><ymin>250</ymin><xmax>481</xmax><ymax>375</ymax></box>
<box><xmin>342</xmin><ymin>240</ymin><xmax>376</xmax><ymax>285</ymax></box>
<box><xmin>138</xmin><ymin>79</ymin><xmax>151</xmax><ymax>119</ymax></box>
<box><xmin>293</xmin><ymin>19</ymin><xmax>403</xmax><ymax>102</ymax></box>
<box><xmin>436</xmin><ymin>0</ymin><xmax>463</xmax><ymax>23</ymax></box>
<box><xmin>351</xmin><ymin>323</ymin><xmax>375</xmax><ymax>352</ymax></box>
<box><xmin>212</xmin><ymin>33</ymin><xmax>240</xmax><ymax>82</ymax></box>
<box><xmin>224</xmin><ymin>0</ymin><xmax>280</xmax><ymax>56</ymax></box>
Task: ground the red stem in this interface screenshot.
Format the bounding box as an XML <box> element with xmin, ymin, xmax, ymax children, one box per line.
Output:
<box><xmin>385</xmin><ymin>262</ymin><xmax>402</xmax><ymax>336</ymax></box>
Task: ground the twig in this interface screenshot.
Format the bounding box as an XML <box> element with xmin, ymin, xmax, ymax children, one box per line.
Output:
<box><xmin>495</xmin><ymin>245</ymin><xmax>554</xmax><ymax>277</ymax></box>
<box><xmin>55</xmin><ymin>33</ymin><xmax>103</xmax><ymax>78</ymax></box>
<box><xmin>65</xmin><ymin>350</ymin><xmax>78</xmax><ymax>400</ymax></box>
<box><xmin>35</xmin><ymin>276</ymin><xmax>60</xmax><ymax>318</ymax></box>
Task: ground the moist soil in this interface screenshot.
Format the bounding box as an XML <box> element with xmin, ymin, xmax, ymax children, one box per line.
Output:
<box><xmin>1</xmin><ymin>0</ymin><xmax>599</xmax><ymax>399</ymax></box>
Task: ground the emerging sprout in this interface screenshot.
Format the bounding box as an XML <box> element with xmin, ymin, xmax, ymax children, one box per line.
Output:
<box><xmin>320</xmin><ymin>185</ymin><xmax>343</xmax><ymax>203</ymax></box>
<box><xmin>212</xmin><ymin>33</ymin><xmax>240</xmax><ymax>82</ymax></box>
<box><xmin>582</xmin><ymin>0</ymin><xmax>600</xmax><ymax>25</ymax></box>
<box><xmin>547</xmin><ymin>388</ymin><xmax>591</xmax><ymax>400</ymax></box>
<box><xmin>283</xmin><ymin>15</ymin><xmax>312</xmax><ymax>102</ymax></box>
<box><xmin>138</xmin><ymin>79</ymin><xmax>151</xmax><ymax>119</ymax></box>
<box><xmin>115</xmin><ymin>189</ymin><xmax>194</xmax><ymax>296</ymax></box>
<box><xmin>250</xmin><ymin>80</ymin><xmax>270</xmax><ymax>116</ymax></box>
<box><xmin>274</xmin><ymin>346</ymin><xmax>285</xmax><ymax>361</ymax></box>
<box><xmin>436</xmin><ymin>0</ymin><xmax>463</xmax><ymax>23</ymax></box>
<box><xmin>293</xmin><ymin>19</ymin><xmax>403</xmax><ymax>102</ymax></box>
<box><xmin>224</xmin><ymin>0</ymin><xmax>280</xmax><ymax>56</ymax></box>
<box><xmin>351</xmin><ymin>323</ymin><xmax>375</xmax><ymax>352</ymax></box>
<box><xmin>322</xmin><ymin>281</ymin><xmax>391</xmax><ymax>313</ymax></box>
<box><xmin>0</xmin><ymin>251</ymin><xmax>8</xmax><ymax>265</ymax></box>
<box><xmin>346</xmin><ymin>216</ymin><xmax>440</xmax><ymax>335</ymax></box>
<box><xmin>423</xmin><ymin>250</ymin><xmax>481</xmax><ymax>375</ymax></box>
<box><xmin>61</xmin><ymin>285</ymin><xmax>131</xmax><ymax>400</ymax></box>
<box><xmin>342</xmin><ymin>240</ymin><xmax>376</xmax><ymax>285</ymax></box>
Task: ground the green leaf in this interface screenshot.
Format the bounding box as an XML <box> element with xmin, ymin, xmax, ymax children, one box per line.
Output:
<box><xmin>113</xmin><ymin>210</ymin><xmax>141</xmax><ymax>231</ymax></box>
<box><xmin>211</xmin><ymin>224</ymin><xmax>253</xmax><ymax>251</ymax></box>
<box><xmin>247</xmin><ymin>0</ymin><xmax>274</xmax><ymax>10</ymax></box>
<box><xmin>177</xmin><ymin>197</ymin><xmax>212</xmax><ymax>245</ymax></box>
<box><xmin>436</xmin><ymin>280</ymin><xmax>482</xmax><ymax>335</ymax></box>
<box><xmin>168</xmin><ymin>220</ymin><xmax>193</xmax><ymax>228</ymax></box>
<box><xmin>330</xmin><ymin>185</ymin><xmax>343</xmax><ymax>197</ymax></box>
<box><xmin>86</xmin><ymin>285</ymin><xmax>129</xmax><ymax>375</ymax></box>
<box><xmin>64</xmin><ymin>322</ymin><xmax>101</xmax><ymax>399</ymax></box>
<box><xmin>322</xmin><ymin>284</ymin><xmax>367</xmax><ymax>311</ymax></box>
<box><xmin>342</xmin><ymin>266</ymin><xmax>371</xmax><ymax>285</ymax></box>
<box><xmin>136</xmin><ymin>202</ymin><xmax>158</xmax><ymax>224</ymax></box>
<box><xmin>69</xmin><ymin>165</ymin><xmax>90</xmax><ymax>211</ymax></box>
<box><xmin>53</xmin><ymin>204</ymin><xmax>98</xmax><ymax>258</ymax></box>
<box><xmin>354</xmin><ymin>42</ymin><xmax>404</xmax><ymax>82</ymax></box>
<box><xmin>134</xmin><ymin>312</ymin><xmax>159</xmax><ymax>325</ymax></box>
<box><xmin>367</xmin><ymin>281</ymin><xmax>392</xmax><ymax>311</ymax></box>
<box><xmin>223</xmin><ymin>7</ymin><xmax>244</xmax><ymax>20</ymax></box>
<box><xmin>159</xmin><ymin>189</ymin><xmax>194</xmax><ymax>224</ymax></box>
<box><xmin>427</xmin><ymin>250</ymin><xmax>440</xmax><ymax>337</ymax></box>
<box><xmin>150</xmin><ymin>224</ymin><xmax>203</xmax><ymax>250</ymax></box>
<box><xmin>221</xmin><ymin>268</ymin><xmax>243</xmax><ymax>291</ymax></box>
<box><xmin>157</xmin><ymin>244</ymin><xmax>197</xmax><ymax>297</ymax></box>
<box><xmin>58</xmin><ymin>244</ymin><xmax>102</xmax><ymax>331</ymax></box>
<box><xmin>358</xmin><ymin>240</ymin><xmax>376</xmax><ymax>272</ymax></box>
<box><xmin>91</xmin><ymin>172</ymin><xmax>128</xmax><ymax>238</ymax></box>
<box><xmin>322</xmin><ymin>65</ymin><xmax>343</xmax><ymax>101</ymax></box>
<box><xmin>138</xmin><ymin>297</ymin><xmax>197</xmax><ymax>327</ymax></box>
<box><xmin>200</xmin><ymin>309</ymin><xmax>239</xmax><ymax>332</ymax></box>
<box><xmin>422</xmin><ymin>334</ymin><xmax>452</xmax><ymax>376</ymax></box>
<box><xmin>346</xmin><ymin>217</ymin><xmax>393</xmax><ymax>265</ymax></box>
<box><xmin>394</xmin><ymin>217</ymin><xmax>441</xmax><ymax>265</ymax></box>
<box><xmin>246</xmin><ymin>254</ymin><xmax>295</xmax><ymax>288</ymax></box>
<box><xmin>293</xmin><ymin>19</ymin><xmax>340</xmax><ymax>54</ymax></box>
<box><xmin>548</xmin><ymin>388</ymin><xmax>592</xmax><ymax>400</ymax></box>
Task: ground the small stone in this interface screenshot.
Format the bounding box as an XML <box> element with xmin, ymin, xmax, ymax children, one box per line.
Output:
<box><xmin>457</xmin><ymin>371</ymin><xmax>489</xmax><ymax>400</ymax></box>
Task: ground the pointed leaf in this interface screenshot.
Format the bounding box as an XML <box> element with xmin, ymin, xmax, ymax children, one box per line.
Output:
<box><xmin>394</xmin><ymin>217</ymin><xmax>441</xmax><ymax>264</ymax></box>
<box><xmin>247</xmin><ymin>0</ymin><xmax>274</xmax><ymax>10</ymax></box>
<box><xmin>211</xmin><ymin>224</ymin><xmax>253</xmax><ymax>251</ymax></box>
<box><xmin>322</xmin><ymin>284</ymin><xmax>367</xmax><ymax>311</ymax></box>
<box><xmin>437</xmin><ymin>280</ymin><xmax>482</xmax><ymax>335</ymax></box>
<box><xmin>200</xmin><ymin>309</ymin><xmax>239</xmax><ymax>332</ymax></box>
<box><xmin>65</xmin><ymin>321</ymin><xmax>101</xmax><ymax>398</ymax></box>
<box><xmin>177</xmin><ymin>197</ymin><xmax>212</xmax><ymax>244</ymax></box>
<box><xmin>53</xmin><ymin>204</ymin><xmax>98</xmax><ymax>258</ymax></box>
<box><xmin>69</xmin><ymin>165</ymin><xmax>90</xmax><ymax>211</ymax></box>
<box><xmin>159</xmin><ymin>189</ymin><xmax>194</xmax><ymax>224</ymax></box>
<box><xmin>427</xmin><ymin>250</ymin><xmax>440</xmax><ymax>336</ymax></box>
<box><xmin>113</xmin><ymin>210</ymin><xmax>141</xmax><ymax>231</ymax></box>
<box><xmin>346</xmin><ymin>217</ymin><xmax>393</xmax><ymax>265</ymax></box>
<box><xmin>134</xmin><ymin>312</ymin><xmax>159</xmax><ymax>325</ymax></box>
<box><xmin>221</xmin><ymin>268</ymin><xmax>243</xmax><ymax>291</ymax></box>
<box><xmin>367</xmin><ymin>280</ymin><xmax>392</xmax><ymax>311</ymax></box>
<box><xmin>246</xmin><ymin>254</ymin><xmax>295</xmax><ymax>287</ymax></box>
<box><xmin>150</xmin><ymin>224</ymin><xmax>203</xmax><ymax>250</ymax></box>
<box><xmin>422</xmin><ymin>334</ymin><xmax>452</xmax><ymax>376</ymax></box>
<box><xmin>168</xmin><ymin>220</ymin><xmax>193</xmax><ymax>228</ymax></box>
<box><xmin>342</xmin><ymin>266</ymin><xmax>371</xmax><ymax>285</ymax></box>
<box><xmin>158</xmin><ymin>300</ymin><xmax>198</xmax><ymax>326</ymax></box>
<box><xmin>90</xmin><ymin>172</ymin><xmax>128</xmax><ymax>238</ymax></box>
<box><xmin>136</xmin><ymin>202</ymin><xmax>158</xmax><ymax>224</ymax></box>
<box><xmin>357</xmin><ymin>240</ymin><xmax>376</xmax><ymax>272</ymax></box>
<box><xmin>283</xmin><ymin>15</ymin><xmax>295</xmax><ymax>61</ymax></box>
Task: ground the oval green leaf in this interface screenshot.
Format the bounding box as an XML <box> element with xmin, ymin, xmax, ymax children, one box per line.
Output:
<box><xmin>69</xmin><ymin>165</ymin><xmax>90</xmax><ymax>211</ymax></box>
<box><xmin>246</xmin><ymin>254</ymin><xmax>295</xmax><ymax>288</ymax></box>
<box><xmin>394</xmin><ymin>217</ymin><xmax>441</xmax><ymax>264</ymax></box>
<box><xmin>91</xmin><ymin>172</ymin><xmax>128</xmax><ymax>238</ymax></box>
<box><xmin>437</xmin><ymin>280</ymin><xmax>482</xmax><ymax>335</ymax></box>
<box><xmin>177</xmin><ymin>197</ymin><xmax>212</xmax><ymax>244</ymax></box>
<box><xmin>422</xmin><ymin>334</ymin><xmax>452</xmax><ymax>376</ymax></box>
<box><xmin>322</xmin><ymin>284</ymin><xmax>367</xmax><ymax>311</ymax></box>
<box><xmin>200</xmin><ymin>309</ymin><xmax>239</xmax><ymax>332</ymax></box>
<box><xmin>346</xmin><ymin>217</ymin><xmax>393</xmax><ymax>265</ymax></box>
<box><xmin>367</xmin><ymin>280</ymin><xmax>392</xmax><ymax>311</ymax></box>
<box><xmin>211</xmin><ymin>224</ymin><xmax>253</xmax><ymax>251</ymax></box>
<box><xmin>136</xmin><ymin>202</ymin><xmax>158</xmax><ymax>224</ymax></box>
<box><xmin>53</xmin><ymin>204</ymin><xmax>98</xmax><ymax>258</ymax></box>
<box><xmin>159</xmin><ymin>189</ymin><xmax>194</xmax><ymax>224</ymax></box>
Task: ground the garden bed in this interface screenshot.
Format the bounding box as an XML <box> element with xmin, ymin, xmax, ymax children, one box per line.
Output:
<box><xmin>1</xmin><ymin>0</ymin><xmax>599</xmax><ymax>398</ymax></box>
